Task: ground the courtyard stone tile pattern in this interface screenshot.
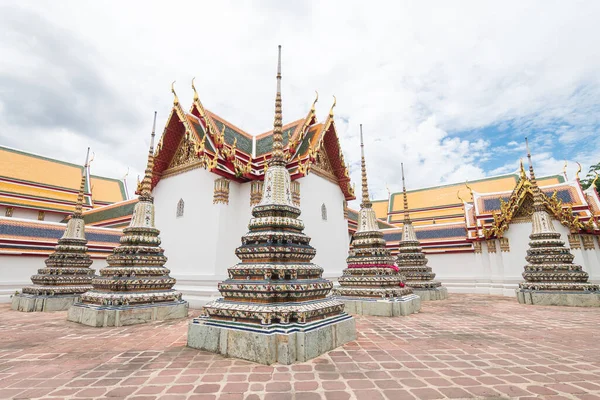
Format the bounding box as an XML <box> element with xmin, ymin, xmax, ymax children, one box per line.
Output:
<box><xmin>1</xmin><ymin>294</ymin><xmax>599</xmax><ymax>399</ymax></box>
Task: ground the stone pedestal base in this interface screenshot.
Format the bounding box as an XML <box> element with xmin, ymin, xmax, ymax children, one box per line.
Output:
<box><xmin>11</xmin><ymin>294</ymin><xmax>80</xmax><ymax>312</ymax></box>
<box><xmin>188</xmin><ymin>314</ymin><xmax>356</xmax><ymax>365</ymax></box>
<box><xmin>412</xmin><ymin>287</ymin><xmax>449</xmax><ymax>301</ymax></box>
<box><xmin>67</xmin><ymin>301</ymin><xmax>189</xmax><ymax>327</ymax></box>
<box><xmin>516</xmin><ymin>289</ymin><xmax>600</xmax><ymax>307</ymax></box>
<box><xmin>337</xmin><ymin>294</ymin><xmax>421</xmax><ymax>316</ymax></box>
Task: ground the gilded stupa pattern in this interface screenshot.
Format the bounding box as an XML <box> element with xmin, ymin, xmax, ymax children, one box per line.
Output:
<box><xmin>334</xmin><ymin>126</ymin><xmax>412</xmax><ymax>299</ymax></box>
<box><xmin>79</xmin><ymin>113</ymin><xmax>184</xmax><ymax>306</ymax></box>
<box><xmin>518</xmin><ymin>140</ymin><xmax>600</xmax><ymax>293</ymax></box>
<box><xmin>200</xmin><ymin>46</ymin><xmax>346</xmax><ymax>325</ymax></box>
<box><xmin>396</xmin><ymin>163</ymin><xmax>444</xmax><ymax>290</ymax></box>
<box><xmin>21</xmin><ymin>149</ymin><xmax>95</xmax><ymax>296</ymax></box>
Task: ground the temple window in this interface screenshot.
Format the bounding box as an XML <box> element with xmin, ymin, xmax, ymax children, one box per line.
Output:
<box><xmin>321</xmin><ymin>203</ymin><xmax>327</xmax><ymax>221</ymax></box>
<box><xmin>5</xmin><ymin>207</ymin><xmax>13</xmax><ymax>217</ymax></box>
<box><xmin>38</xmin><ymin>211</ymin><xmax>45</xmax><ymax>221</ymax></box>
<box><xmin>176</xmin><ymin>199</ymin><xmax>185</xmax><ymax>218</ymax></box>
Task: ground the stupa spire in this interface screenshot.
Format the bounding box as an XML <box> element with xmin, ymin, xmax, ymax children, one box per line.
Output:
<box><xmin>359</xmin><ymin>124</ymin><xmax>371</xmax><ymax>208</ymax></box>
<box><xmin>270</xmin><ymin>45</ymin><xmax>285</xmax><ymax>166</ymax></box>
<box><xmin>73</xmin><ymin>147</ymin><xmax>90</xmax><ymax>218</ymax></box>
<box><xmin>139</xmin><ymin>111</ymin><xmax>157</xmax><ymax>202</ymax></box>
<box><xmin>395</xmin><ymin>163</ymin><xmax>447</xmax><ymax>301</ymax></box>
<box><xmin>401</xmin><ymin>162</ymin><xmax>410</xmax><ymax>222</ymax></box>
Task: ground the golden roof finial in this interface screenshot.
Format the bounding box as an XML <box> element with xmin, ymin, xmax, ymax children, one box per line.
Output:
<box><xmin>171</xmin><ymin>81</ymin><xmax>179</xmax><ymax>106</ymax></box>
<box><xmin>73</xmin><ymin>147</ymin><xmax>91</xmax><ymax>218</ymax></box>
<box><xmin>191</xmin><ymin>77</ymin><xmax>199</xmax><ymax>102</ymax></box>
<box><xmin>465</xmin><ymin>180</ymin><xmax>474</xmax><ymax>201</ymax></box>
<box><xmin>525</xmin><ymin>137</ymin><xmax>544</xmax><ymax>210</ymax></box>
<box><xmin>311</xmin><ymin>91</ymin><xmax>319</xmax><ymax>112</ymax></box>
<box><xmin>591</xmin><ymin>172</ymin><xmax>599</xmax><ymax>191</ymax></box>
<box><xmin>519</xmin><ymin>158</ymin><xmax>526</xmax><ymax>180</ymax></box>
<box><xmin>576</xmin><ymin>162</ymin><xmax>582</xmax><ymax>180</ymax></box>
<box><xmin>401</xmin><ymin>162</ymin><xmax>411</xmax><ymax>222</ymax></box>
<box><xmin>329</xmin><ymin>95</ymin><xmax>337</xmax><ymax>117</ymax></box>
<box><xmin>359</xmin><ymin>124</ymin><xmax>371</xmax><ymax>209</ymax></box>
<box><xmin>139</xmin><ymin>112</ymin><xmax>158</xmax><ymax>201</ymax></box>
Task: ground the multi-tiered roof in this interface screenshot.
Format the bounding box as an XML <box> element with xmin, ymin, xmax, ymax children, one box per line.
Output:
<box><xmin>334</xmin><ymin>126</ymin><xmax>412</xmax><ymax>299</ymax></box>
<box><xmin>396</xmin><ymin>164</ymin><xmax>444</xmax><ymax>290</ymax></box>
<box><xmin>78</xmin><ymin>114</ymin><xmax>183</xmax><ymax>307</ymax></box>
<box><xmin>20</xmin><ymin>149</ymin><xmax>96</xmax><ymax>298</ymax></box>
<box><xmin>201</xmin><ymin>46</ymin><xmax>346</xmax><ymax>326</ymax></box>
<box><xmin>518</xmin><ymin>139</ymin><xmax>600</xmax><ymax>293</ymax></box>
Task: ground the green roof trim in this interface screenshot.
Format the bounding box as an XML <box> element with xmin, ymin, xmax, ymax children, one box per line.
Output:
<box><xmin>83</xmin><ymin>201</ymin><xmax>136</xmax><ymax>225</ymax></box>
<box><xmin>211</xmin><ymin>120</ymin><xmax>253</xmax><ymax>154</ymax></box>
<box><xmin>190</xmin><ymin>121</ymin><xmax>215</xmax><ymax>153</ymax></box>
<box><xmin>256</xmin><ymin>125</ymin><xmax>297</xmax><ymax>156</ymax></box>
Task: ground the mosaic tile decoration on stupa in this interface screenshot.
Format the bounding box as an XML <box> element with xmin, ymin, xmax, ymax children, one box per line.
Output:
<box><xmin>11</xmin><ymin>149</ymin><xmax>98</xmax><ymax>312</ymax></box>
<box><xmin>516</xmin><ymin>140</ymin><xmax>600</xmax><ymax>307</ymax></box>
<box><xmin>67</xmin><ymin>114</ymin><xmax>188</xmax><ymax>326</ymax></box>
<box><xmin>187</xmin><ymin>47</ymin><xmax>355</xmax><ymax>365</ymax></box>
<box><xmin>333</xmin><ymin>126</ymin><xmax>420</xmax><ymax>316</ymax></box>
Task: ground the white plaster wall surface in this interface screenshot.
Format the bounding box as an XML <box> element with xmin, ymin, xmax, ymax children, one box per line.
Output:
<box><xmin>298</xmin><ymin>174</ymin><xmax>349</xmax><ymax>278</ymax></box>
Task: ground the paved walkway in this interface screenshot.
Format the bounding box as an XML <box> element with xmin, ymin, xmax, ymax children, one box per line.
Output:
<box><xmin>1</xmin><ymin>294</ymin><xmax>599</xmax><ymax>400</ymax></box>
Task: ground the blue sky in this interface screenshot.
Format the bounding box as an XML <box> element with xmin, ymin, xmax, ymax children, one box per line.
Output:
<box><xmin>1</xmin><ymin>1</ymin><xmax>599</xmax><ymax>203</ymax></box>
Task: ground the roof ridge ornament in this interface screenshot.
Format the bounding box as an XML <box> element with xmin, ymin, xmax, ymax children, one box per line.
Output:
<box><xmin>191</xmin><ymin>77</ymin><xmax>199</xmax><ymax>102</ymax></box>
<box><xmin>329</xmin><ymin>95</ymin><xmax>337</xmax><ymax>118</ymax></box>
<box><xmin>171</xmin><ymin>81</ymin><xmax>179</xmax><ymax>106</ymax></box>
<box><xmin>311</xmin><ymin>91</ymin><xmax>319</xmax><ymax>112</ymax></box>
<box><xmin>576</xmin><ymin>162</ymin><xmax>582</xmax><ymax>181</ymax></box>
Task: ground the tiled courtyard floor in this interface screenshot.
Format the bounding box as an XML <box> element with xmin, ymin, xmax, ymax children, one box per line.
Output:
<box><xmin>1</xmin><ymin>294</ymin><xmax>600</xmax><ymax>400</ymax></box>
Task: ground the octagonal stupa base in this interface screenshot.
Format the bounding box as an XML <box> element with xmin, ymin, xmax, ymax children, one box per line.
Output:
<box><xmin>336</xmin><ymin>294</ymin><xmax>421</xmax><ymax>317</ymax></box>
<box><xmin>11</xmin><ymin>293</ymin><xmax>80</xmax><ymax>312</ymax></box>
<box><xmin>516</xmin><ymin>289</ymin><xmax>600</xmax><ymax>307</ymax></box>
<box><xmin>67</xmin><ymin>301</ymin><xmax>189</xmax><ymax>327</ymax></box>
<box><xmin>187</xmin><ymin>314</ymin><xmax>356</xmax><ymax>365</ymax></box>
<box><xmin>412</xmin><ymin>287</ymin><xmax>449</xmax><ymax>301</ymax></box>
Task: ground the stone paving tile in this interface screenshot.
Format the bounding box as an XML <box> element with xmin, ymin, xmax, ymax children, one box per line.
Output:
<box><xmin>1</xmin><ymin>294</ymin><xmax>600</xmax><ymax>399</ymax></box>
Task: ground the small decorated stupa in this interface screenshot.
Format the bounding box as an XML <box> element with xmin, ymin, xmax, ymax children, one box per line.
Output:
<box><xmin>516</xmin><ymin>139</ymin><xmax>600</xmax><ymax>306</ymax></box>
<box><xmin>396</xmin><ymin>163</ymin><xmax>448</xmax><ymax>301</ymax></box>
<box><xmin>12</xmin><ymin>149</ymin><xmax>96</xmax><ymax>312</ymax></box>
<box><xmin>333</xmin><ymin>126</ymin><xmax>420</xmax><ymax>316</ymax></box>
<box><xmin>67</xmin><ymin>113</ymin><xmax>188</xmax><ymax>326</ymax></box>
<box><xmin>187</xmin><ymin>46</ymin><xmax>356</xmax><ymax>365</ymax></box>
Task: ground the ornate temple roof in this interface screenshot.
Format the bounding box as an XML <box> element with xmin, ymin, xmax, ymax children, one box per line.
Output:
<box><xmin>0</xmin><ymin>217</ymin><xmax>121</xmax><ymax>258</ymax></box>
<box><xmin>150</xmin><ymin>82</ymin><xmax>354</xmax><ymax>200</ymax></box>
<box><xmin>0</xmin><ymin>145</ymin><xmax>127</xmax><ymax>213</ymax></box>
<box><xmin>80</xmin><ymin>198</ymin><xmax>138</xmax><ymax>228</ymax></box>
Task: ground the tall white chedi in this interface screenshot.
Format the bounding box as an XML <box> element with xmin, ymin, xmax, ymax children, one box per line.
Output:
<box><xmin>516</xmin><ymin>138</ymin><xmax>599</xmax><ymax>307</ymax></box>
<box><xmin>12</xmin><ymin>149</ymin><xmax>96</xmax><ymax>312</ymax></box>
<box><xmin>396</xmin><ymin>163</ymin><xmax>448</xmax><ymax>301</ymax></box>
<box><xmin>187</xmin><ymin>46</ymin><xmax>356</xmax><ymax>365</ymax></box>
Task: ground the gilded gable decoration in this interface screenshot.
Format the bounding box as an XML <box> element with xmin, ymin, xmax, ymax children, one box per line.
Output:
<box><xmin>5</xmin><ymin>207</ymin><xmax>13</xmax><ymax>217</ymax></box>
<box><xmin>291</xmin><ymin>180</ymin><xmax>300</xmax><ymax>207</ymax></box>
<box><xmin>568</xmin><ymin>234</ymin><xmax>582</xmax><ymax>250</ymax></box>
<box><xmin>582</xmin><ymin>234</ymin><xmax>595</xmax><ymax>250</ymax></box>
<box><xmin>213</xmin><ymin>178</ymin><xmax>230</xmax><ymax>205</ymax></box>
<box><xmin>250</xmin><ymin>181</ymin><xmax>263</xmax><ymax>206</ymax></box>
<box><xmin>169</xmin><ymin>132</ymin><xmax>201</xmax><ymax>169</ymax></box>
<box><xmin>499</xmin><ymin>237</ymin><xmax>510</xmax><ymax>252</ymax></box>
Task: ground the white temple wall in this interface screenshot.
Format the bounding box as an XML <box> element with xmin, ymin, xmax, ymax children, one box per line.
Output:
<box><xmin>296</xmin><ymin>173</ymin><xmax>350</xmax><ymax>279</ymax></box>
<box><xmin>0</xmin><ymin>255</ymin><xmax>108</xmax><ymax>303</ymax></box>
<box><xmin>152</xmin><ymin>169</ymin><xmax>350</xmax><ymax>307</ymax></box>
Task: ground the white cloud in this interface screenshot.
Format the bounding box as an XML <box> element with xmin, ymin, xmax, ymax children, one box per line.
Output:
<box><xmin>0</xmin><ymin>1</ymin><xmax>599</xmax><ymax>204</ymax></box>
